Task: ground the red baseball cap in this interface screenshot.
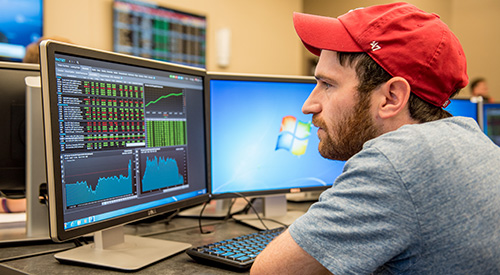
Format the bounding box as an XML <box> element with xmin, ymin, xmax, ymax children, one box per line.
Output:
<box><xmin>293</xmin><ymin>2</ymin><xmax>468</xmax><ymax>107</ymax></box>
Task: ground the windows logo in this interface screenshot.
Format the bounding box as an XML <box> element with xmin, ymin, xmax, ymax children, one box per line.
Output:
<box><xmin>275</xmin><ymin>115</ymin><xmax>312</xmax><ymax>156</ymax></box>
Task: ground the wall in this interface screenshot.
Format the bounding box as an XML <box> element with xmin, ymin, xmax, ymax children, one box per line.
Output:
<box><xmin>303</xmin><ymin>0</ymin><xmax>500</xmax><ymax>101</ymax></box>
<box><xmin>43</xmin><ymin>0</ymin><xmax>304</xmax><ymax>75</ymax></box>
<box><xmin>451</xmin><ymin>0</ymin><xmax>500</xmax><ymax>100</ymax></box>
<box><xmin>42</xmin><ymin>0</ymin><xmax>500</xmax><ymax>100</ymax></box>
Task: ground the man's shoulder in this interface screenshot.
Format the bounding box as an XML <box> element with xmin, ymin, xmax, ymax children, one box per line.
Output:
<box><xmin>358</xmin><ymin>117</ymin><xmax>484</xmax><ymax>166</ymax></box>
<box><xmin>367</xmin><ymin>117</ymin><xmax>480</xmax><ymax>148</ymax></box>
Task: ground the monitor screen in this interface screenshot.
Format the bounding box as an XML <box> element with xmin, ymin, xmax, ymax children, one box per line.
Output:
<box><xmin>444</xmin><ymin>98</ymin><xmax>483</xmax><ymax>131</ymax></box>
<box><xmin>483</xmin><ymin>103</ymin><xmax>500</xmax><ymax>146</ymax></box>
<box><xmin>208</xmin><ymin>73</ymin><xmax>345</xmax><ymax>197</ymax></box>
<box><xmin>113</xmin><ymin>0</ymin><xmax>206</xmax><ymax>68</ymax></box>
<box><xmin>0</xmin><ymin>0</ymin><xmax>43</xmax><ymax>61</ymax></box>
<box><xmin>0</xmin><ymin>61</ymin><xmax>39</xmax><ymax>197</ymax></box>
<box><xmin>39</xmin><ymin>40</ymin><xmax>208</xmax><ymax>269</ymax></box>
<box><xmin>444</xmin><ymin>98</ymin><xmax>479</xmax><ymax>121</ymax></box>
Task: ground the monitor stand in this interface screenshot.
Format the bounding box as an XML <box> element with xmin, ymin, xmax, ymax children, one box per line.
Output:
<box><xmin>177</xmin><ymin>198</ymin><xmax>246</xmax><ymax>218</ymax></box>
<box><xmin>54</xmin><ymin>225</ymin><xmax>191</xmax><ymax>271</ymax></box>
<box><xmin>232</xmin><ymin>194</ymin><xmax>305</xmax><ymax>230</ymax></box>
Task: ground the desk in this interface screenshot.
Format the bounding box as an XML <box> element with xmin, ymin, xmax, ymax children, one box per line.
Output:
<box><xmin>0</xmin><ymin>201</ymin><xmax>312</xmax><ymax>274</ymax></box>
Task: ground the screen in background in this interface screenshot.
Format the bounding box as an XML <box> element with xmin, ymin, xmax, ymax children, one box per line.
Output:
<box><xmin>0</xmin><ymin>64</ymin><xmax>53</xmax><ymax>245</ymax></box>
<box><xmin>208</xmin><ymin>73</ymin><xmax>345</xmax><ymax>229</ymax></box>
<box><xmin>40</xmin><ymin>41</ymin><xmax>208</xmax><ymax>270</ymax></box>
<box><xmin>444</xmin><ymin>98</ymin><xmax>483</xmax><ymax>131</ymax></box>
<box><xmin>113</xmin><ymin>0</ymin><xmax>206</xmax><ymax>68</ymax></box>
<box><xmin>445</xmin><ymin>98</ymin><xmax>479</xmax><ymax>121</ymax></box>
<box><xmin>0</xmin><ymin>62</ymin><xmax>39</xmax><ymax>197</ymax></box>
<box><xmin>0</xmin><ymin>0</ymin><xmax>43</xmax><ymax>61</ymax></box>
<box><xmin>483</xmin><ymin>103</ymin><xmax>500</xmax><ymax>146</ymax></box>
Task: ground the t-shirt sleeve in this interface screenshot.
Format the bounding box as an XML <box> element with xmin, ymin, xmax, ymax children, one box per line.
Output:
<box><xmin>289</xmin><ymin>147</ymin><xmax>420</xmax><ymax>274</ymax></box>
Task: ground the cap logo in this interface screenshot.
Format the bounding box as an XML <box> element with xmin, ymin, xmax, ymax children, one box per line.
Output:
<box><xmin>370</xmin><ymin>41</ymin><xmax>381</xmax><ymax>51</ymax></box>
<box><xmin>348</xmin><ymin>7</ymin><xmax>365</xmax><ymax>13</ymax></box>
<box><xmin>442</xmin><ymin>99</ymin><xmax>450</xmax><ymax>108</ymax></box>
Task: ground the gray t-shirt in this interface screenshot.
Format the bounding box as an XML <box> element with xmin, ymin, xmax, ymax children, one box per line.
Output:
<box><xmin>289</xmin><ymin>117</ymin><xmax>500</xmax><ymax>274</ymax></box>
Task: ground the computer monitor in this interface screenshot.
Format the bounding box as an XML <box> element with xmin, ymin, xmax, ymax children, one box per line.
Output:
<box><xmin>483</xmin><ymin>103</ymin><xmax>500</xmax><ymax>146</ymax></box>
<box><xmin>113</xmin><ymin>0</ymin><xmax>206</xmax><ymax>68</ymax></box>
<box><xmin>444</xmin><ymin>98</ymin><xmax>483</xmax><ymax>129</ymax></box>
<box><xmin>39</xmin><ymin>40</ymin><xmax>209</xmax><ymax>270</ymax></box>
<box><xmin>0</xmin><ymin>0</ymin><xmax>43</xmax><ymax>62</ymax></box>
<box><xmin>0</xmin><ymin>61</ymin><xmax>39</xmax><ymax>197</ymax></box>
<box><xmin>205</xmin><ymin>72</ymin><xmax>345</xmax><ymax>229</ymax></box>
<box><xmin>0</xmin><ymin>64</ymin><xmax>52</xmax><ymax>244</ymax></box>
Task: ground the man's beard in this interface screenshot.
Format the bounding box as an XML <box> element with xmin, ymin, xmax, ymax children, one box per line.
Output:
<box><xmin>314</xmin><ymin>93</ymin><xmax>381</xmax><ymax>161</ymax></box>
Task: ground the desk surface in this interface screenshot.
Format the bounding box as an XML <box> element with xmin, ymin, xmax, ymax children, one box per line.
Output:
<box><xmin>0</xmin><ymin>201</ymin><xmax>312</xmax><ymax>274</ymax></box>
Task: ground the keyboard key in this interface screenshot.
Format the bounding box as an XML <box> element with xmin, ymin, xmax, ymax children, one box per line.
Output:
<box><xmin>228</xmin><ymin>253</ymin><xmax>246</xmax><ymax>260</ymax></box>
<box><xmin>221</xmin><ymin>252</ymin><xmax>235</xmax><ymax>257</ymax></box>
<box><xmin>236</xmin><ymin>256</ymin><xmax>251</xmax><ymax>262</ymax></box>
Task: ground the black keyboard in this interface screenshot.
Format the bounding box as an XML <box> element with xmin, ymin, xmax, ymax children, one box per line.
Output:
<box><xmin>186</xmin><ymin>227</ymin><xmax>285</xmax><ymax>270</ymax></box>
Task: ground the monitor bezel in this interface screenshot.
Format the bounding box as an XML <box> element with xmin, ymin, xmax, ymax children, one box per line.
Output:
<box><xmin>205</xmin><ymin>72</ymin><xmax>337</xmax><ymax>199</ymax></box>
<box><xmin>40</xmin><ymin>40</ymin><xmax>210</xmax><ymax>242</ymax></box>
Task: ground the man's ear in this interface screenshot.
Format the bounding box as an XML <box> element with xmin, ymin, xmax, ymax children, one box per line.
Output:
<box><xmin>376</xmin><ymin>77</ymin><xmax>411</xmax><ymax>119</ymax></box>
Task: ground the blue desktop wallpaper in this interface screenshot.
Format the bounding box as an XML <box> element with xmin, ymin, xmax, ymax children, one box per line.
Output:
<box><xmin>210</xmin><ymin>79</ymin><xmax>345</xmax><ymax>195</ymax></box>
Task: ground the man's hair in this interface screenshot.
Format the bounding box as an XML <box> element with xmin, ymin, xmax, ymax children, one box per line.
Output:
<box><xmin>469</xmin><ymin>77</ymin><xmax>485</xmax><ymax>95</ymax></box>
<box><xmin>337</xmin><ymin>52</ymin><xmax>453</xmax><ymax>123</ymax></box>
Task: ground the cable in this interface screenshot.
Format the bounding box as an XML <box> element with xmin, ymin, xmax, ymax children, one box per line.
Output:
<box><xmin>230</xmin><ymin>193</ymin><xmax>270</xmax><ymax>230</ymax></box>
<box><xmin>243</xmin><ymin>217</ymin><xmax>289</xmax><ymax>228</ymax></box>
<box><xmin>139</xmin><ymin>220</ymin><xmax>228</xmax><ymax>238</ymax></box>
<box><xmin>224</xmin><ymin>198</ymin><xmax>237</xmax><ymax>220</ymax></box>
<box><xmin>163</xmin><ymin>208</ymin><xmax>180</xmax><ymax>224</ymax></box>
<box><xmin>72</xmin><ymin>236</ymin><xmax>90</xmax><ymax>247</ymax></box>
<box><xmin>197</xmin><ymin>193</ymin><xmax>279</xmax><ymax>233</ymax></box>
<box><xmin>198</xmin><ymin>199</ymin><xmax>213</xmax><ymax>234</ymax></box>
<box><xmin>73</xmin><ymin>239</ymin><xmax>83</xmax><ymax>247</ymax></box>
<box><xmin>238</xmin><ymin>197</ymin><xmax>257</xmax><ymax>214</ymax></box>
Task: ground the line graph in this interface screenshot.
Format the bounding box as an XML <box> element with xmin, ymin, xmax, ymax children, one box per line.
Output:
<box><xmin>145</xmin><ymin>92</ymin><xmax>183</xmax><ymax>107</ymax></box>
<box><xmin>144</xmin><ymin>85</ymin><xmax>185</xmax><ymax>117</ymax></box>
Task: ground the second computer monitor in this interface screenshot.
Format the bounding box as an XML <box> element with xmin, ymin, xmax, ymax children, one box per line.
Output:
<box><xmin>208</xmin><ymin>72</ymin><xmax>344</xmax><ymax>197</ymax></box>
<box><xmin>207</xmin><ymin>72</ymin><xmax>344</xmax><ymax>228</ymax></box>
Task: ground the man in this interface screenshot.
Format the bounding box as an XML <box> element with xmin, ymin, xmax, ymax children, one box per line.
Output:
<box><xmin>251</xmin><ymin>3</ymin><xmax>500</xmax><ymax>274</ymax></box>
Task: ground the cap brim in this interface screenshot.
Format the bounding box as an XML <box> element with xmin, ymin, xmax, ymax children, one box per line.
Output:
<box><xmin>293</xmin><ymin>12</ymin><xmax>363</xmax><ymax>56</ymax></box>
